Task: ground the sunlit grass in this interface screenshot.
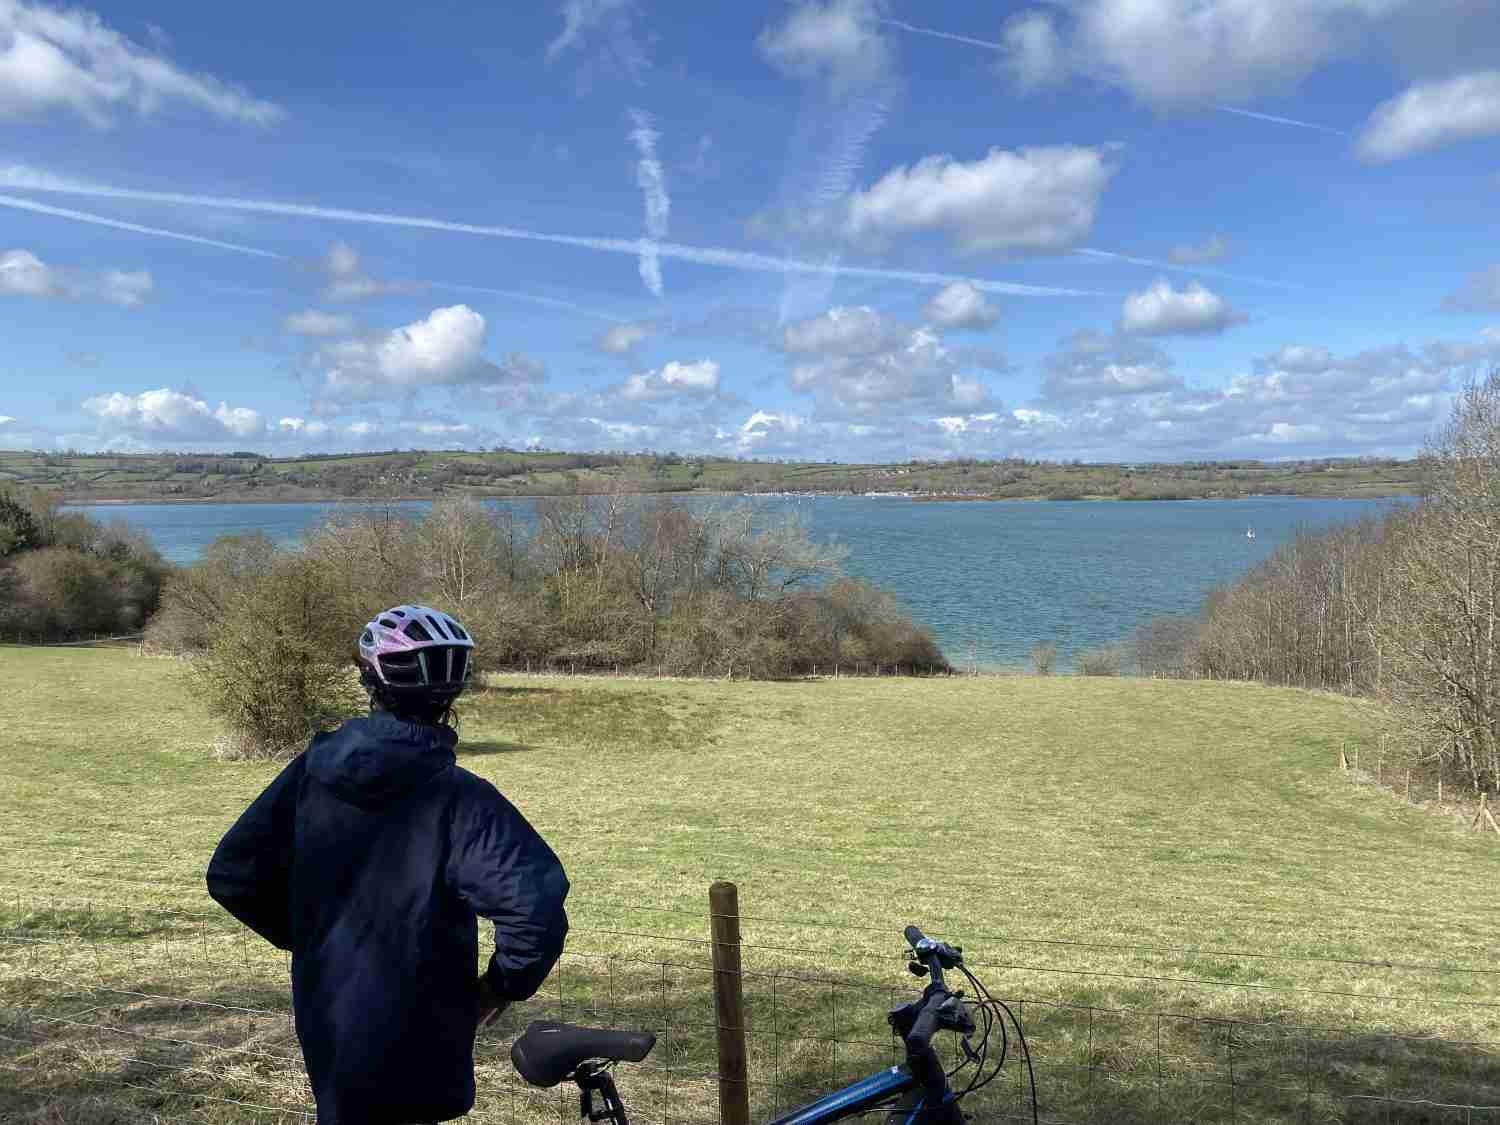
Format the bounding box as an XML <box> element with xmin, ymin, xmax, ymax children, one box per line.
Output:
<box><xmin>2</xmin><ymin>648</ymin><xmax>1497</xmax><ymax>1123</ymax></box>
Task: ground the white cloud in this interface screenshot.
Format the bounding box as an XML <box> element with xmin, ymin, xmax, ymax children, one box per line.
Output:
<box><xmin>1357</xmin><ymin>69</ymin><xmax>1500</xmax><ymax>162</ymax></box>
<box><xmin>0</xmin><ymin>0</ymin><xmax>282</xmax><ymax>127</ymax></box>
<box><xmin>782</xmin><ymin>305</ymin><xmax>903</xmax><ymax>355</ymax></box>
<box><xmin>1001</xmin><ymin>11</ymin><xmax>1068</xmax><ymax>90</ymax></box>
<box><xmin>1120</xmin><ymin>278</ymin><xmax>1245</xmax><ymax>336</ymax></box>
<box><xmin>597</xmin><ymin>320</ymin><xmax>656</xmax><ymax>353</ymax></box>
<box><xmin>736</xmin><ymin>409</ymin><xmax>812</xmax><ymax>453</ymax></box>
<box><xmin>1269</xmin><ymin>344</ymin><xmax>1334</xmax><ymax>373</ymax></box>
<box><xmin>627</xmin><ymin>108</ymin><xmax>670</xmax><ymax>296</ymax></box>
<box><xmin>1168</xmin><ymin>233</ymin><xmax>1232</xmax><ymax>265</ymax></box>
<box><xmin>0</xmin><ymin>248</ymin><xmax>59</xmax><ymax>296</ymax></box>
<box><xmin>285</xmin><ymin>309</ymin><xmax>356</xmax><ymax>337</ymax></box>
<box><xmin>620</xmin><ymin>359</ymin><xmax>721</xmax><ymax>402</ymax></box>
<box><xmin>997</xmin><ymin>0</ymin><xmax>1496</xmax><ymax>111</ymax></box>
<box><xmin>1041</xmin><ymin>330</ymin><xmax>1183</xmax><ymax>401</ymax></box>
<box><xmin>276</xmin><ymin>417</ymin><xmax>331</xmax><ymax>439</ymax></box>
<box><xmin>545</xmin><ymin>0</ymin><xmax>648</xmax><ymax>88</ymax></box>
<box><xmin>99</xmin><ymin>268</ymin><xmax>151</xmax><ymax>307</ymax></box>
<box><xmin>844</xmin><ymin>144</ymin><xmax>1119</xmax><ymax>254</ymax></box>
<box><xmin>82</xmin><ymin>388</ymin><xmax>264</xmax><ymax>442</ymax></box>
<box><xmin>1443</xmin><ymin>265</ymin><xmax>1500</xmax><ymax>313</ymax></box>
<box><xmin>315</xmin><ymin>305</ymin><xmax>496</xmax><ymax>402</ymax></box>
<box><xmin>757</xmin><ymin>0</ymin><xmax>894</xmax><ymax>92</ymax></box>
<box><xmin>1</xmin><ymin>246</ymin><xmax>151</xmax><ymax>305</ymax></box>
<box><xmin>317</xmin><ymin>241</ymin><xmax>425</xmax><ymax>302</ymax></box>
<box><xmin>924</xmin><ymin>282</ymin><xmax>999</xmax><ymax>331</ymax></box>
<box><xmin>790</xmin><ymin>326</ymin><xmax>989</xmax><ymax>412</ymax></box>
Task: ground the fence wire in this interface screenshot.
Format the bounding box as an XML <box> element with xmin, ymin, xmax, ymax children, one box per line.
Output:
<box><xmin>3</xmin><ymin>892</ymin><xmax>1499</xmax><ymax>1125</ymax></box>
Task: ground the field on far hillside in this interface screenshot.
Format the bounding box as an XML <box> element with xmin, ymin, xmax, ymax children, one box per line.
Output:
<box><xmin>2</xmin><ymin>649</ymin><xmax>1497</xmax><ymax>1124</ymax></box>
<box><xmin>0</xmin><ymin>448</ymin><xmax>1422</xmax><ymax>503</ymax></box>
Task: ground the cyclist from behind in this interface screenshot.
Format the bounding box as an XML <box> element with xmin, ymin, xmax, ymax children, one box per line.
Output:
<box><xmin>206</xmin><ymin>605</ymin><xmax>569</xmax><ymax>1125</ymax></box>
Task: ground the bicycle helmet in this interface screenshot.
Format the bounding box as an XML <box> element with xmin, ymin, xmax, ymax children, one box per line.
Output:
<box><xmin>356</xmin><ymin>604</ymin><xmax>475</xmax><ymax>717</ymax></box>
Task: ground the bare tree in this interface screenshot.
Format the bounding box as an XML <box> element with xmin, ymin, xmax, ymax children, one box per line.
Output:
<box><xmin>1379</xmin><ymin>371</ymin><xmax>1500</xmax><ymax>791</ymax></box>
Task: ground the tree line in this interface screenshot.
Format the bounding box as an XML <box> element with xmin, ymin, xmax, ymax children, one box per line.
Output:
<box><xmin>1136</xmin><ymin>371</ymin><xmax>1500</xmax><ymax>794</ymax></box>
<box><xmin>146</xmin><ymin>494</ymin><xmax>950</xmax><ymax>757</ymax></box>
<box><xmin>0</xmin><ymin>490</ymin><xmax>168</xmax><ymax>642</ymax></box>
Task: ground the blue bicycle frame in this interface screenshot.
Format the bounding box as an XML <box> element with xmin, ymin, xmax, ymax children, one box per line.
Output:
<box><xmin>764</xmin><ymin>1063</ymin><xmax>940</xmax><ymax>1125</ymax></box>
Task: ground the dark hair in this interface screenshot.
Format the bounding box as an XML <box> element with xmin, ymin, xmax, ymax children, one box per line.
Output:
<box><xmin>356</xmin><ymin>652</ymin><xmax>464</xmax><ymax>729</ymax></box>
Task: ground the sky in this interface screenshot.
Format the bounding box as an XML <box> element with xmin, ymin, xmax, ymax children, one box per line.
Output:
<box><xmin>1</xmin><ymin>0</ymin><xmax>1499</xmax><ymax>463</ymax></box>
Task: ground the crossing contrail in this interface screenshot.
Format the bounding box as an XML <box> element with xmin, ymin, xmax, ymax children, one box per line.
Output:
<box><xmin>1073</xmin><ymin>247</ymin><xmax>1304</xmax><ymax>291</ymax></box>
<box><xmin>0</xmin><ymin>169</ymin><xmax>1105</xmax><ymax>297</ymax></box>
<box><xmin>881</xmin><ymin>19</ymin><xmax>1349</xmax><ymax>138</ymax></box>
<box><xmin>0</xmin><ymin>193</ymin><xmax>285</xmax><ymax>258</ymax></box>
<box><xmin>427</xmin><ymin>282</ymin><xmax>628</xmax><ymax>322</ymax></box>
<box><xmin>1213</xmin><ymin>105</ymin><xmax>1350</xmax><ymax>137</ymax></box>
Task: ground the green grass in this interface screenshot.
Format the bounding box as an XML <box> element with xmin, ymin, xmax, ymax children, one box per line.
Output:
<box><xmin>2</xmin><ymin>649</ymin><xmax>1497</xmax><ymax>1124</ymax></box>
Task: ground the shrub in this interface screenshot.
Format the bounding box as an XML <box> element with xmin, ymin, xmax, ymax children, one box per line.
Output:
<box><xmin>1076</xmin><ymin>646</ymin><xmax>1122</xmax><ymax>676</ymax></box>
<box><xmin>1133</xmin><ymin>615</ymin><xmax>1198</xmax><ymax>677</ymax></box>
<box><xmin>192</xmin><ymin>553</ymin><xmax>365</xmax><ymax>759</ymax></box>
<box><xmin>1030</xmin><ymin>642</ymin><xmax>1057</xmax><ymax>676</ymax></box>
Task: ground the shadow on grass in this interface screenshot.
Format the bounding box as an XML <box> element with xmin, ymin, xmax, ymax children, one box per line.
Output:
<box><xmin>7</xmin><ymin>948</ymin><xmax>1499</xmax><ymax>1125</ymax></box>
<box><xmin>462</xmin><ymin>739</ymin><xmax>535</xmax><ymax>756</ymax></box>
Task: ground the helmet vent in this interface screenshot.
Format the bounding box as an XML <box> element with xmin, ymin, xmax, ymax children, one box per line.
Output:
<box><xmin>426</xmin><ymin>614</ymin><xmax>451</xmax><ymax>640</ymax></box>
<box><xmin>450</xmin><ymin>622</ymin><xmax>469</xmax><ymax>641</ymax></box>
<box><xmin>404</xmin><ymin>618</ymin><xmax>433</xmax><ymax>643</ymax></box>
<box><xmin>361</xmin><ymin>629</ymin><xmax>374</xmax><ymax>645</ymax></box>
<box><xmin>378</xmin><ymin>617</ymin><xmax>398</xmax><ymax>629</ymax></box>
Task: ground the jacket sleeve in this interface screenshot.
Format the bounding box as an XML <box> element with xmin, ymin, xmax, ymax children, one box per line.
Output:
<box><xmin>448</xmin><ymin>780</ymin><xmax>570</xmax><ymax>1003</ymax></box>
<box><xmin>205</xmin><ymin>752</ymin><xmax>306</xmax><ymax>951</ymax></box>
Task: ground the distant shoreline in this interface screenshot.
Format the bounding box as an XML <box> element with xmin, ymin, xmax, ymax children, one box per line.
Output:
<box><xmin>63</xmin><ymin>488</ymin><xmax>1419</xmax><ymax>507</ymax></box>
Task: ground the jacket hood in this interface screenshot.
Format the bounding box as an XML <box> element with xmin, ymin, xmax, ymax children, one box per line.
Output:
<box><xmin>307</xmin><ymin>712</ymin><xmax>457</xmax><ymax>809</ymax></box>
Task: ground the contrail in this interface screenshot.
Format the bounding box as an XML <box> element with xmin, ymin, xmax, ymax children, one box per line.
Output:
<box><xmin>1073</xmin><ymin>247</ymin><xmax>1304</xmax><ymax>291</ymax></box>
<box><xmin>0</xmin><ymin>171</ymin><xmax>1103</xmax><ymax>297</ymax></box>
<box><xmin>0</xmin><ymin>186</ymin><xmax>638</xmax><ymax>316</ymax></box>
<box><xmin>627</xmin><ymin>108</ymin><xmax>669</xmax><ymax>297</ymax></box>
<box><xmin>428</xmin><ymin>282</ymin><xmax>627</xmax><ymax>322</ymax></box>
<box><xmin>0</xmin><ymin>193</ymin><xmax>285</xmax><ymax>258</ymax></box>
<box><xmin>1214</xmin><ymin>105</ymin><xmax>1349</xmax><ymax>137</ymax></box>
<box><xmin>880</xmin><ymin>18</ymin><xmax>1004</xmax><ymax>51</ymax></box>
<box><xmin>881</xmin><ymin>19</ymin><xmax>1350</xmax><ymax>137</ymax></box>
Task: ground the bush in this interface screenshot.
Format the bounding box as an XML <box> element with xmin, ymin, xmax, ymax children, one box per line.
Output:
<box><xmin>192</xmin><ymin>553</ymin><xmax>365</xmax><ymax>759</ymax></box>
<box><xmin>1133</xmin><ymin>615</ymin><xmax>1197</xmax><ymax>677</ymax></box>
<box><xmin>0</xmin><ymin>492</ymin><xmax>168</xmax><ymax>642</ymax></box>
<box><xmin>1030</xmin><ymin>642</ymin><xmax>1057</xmax><ymax>675</ymax></box>
<box><xmin>1076</xmin><ymin>646</ymin><xmax>1122</xmax><ymax>676</ymax></box>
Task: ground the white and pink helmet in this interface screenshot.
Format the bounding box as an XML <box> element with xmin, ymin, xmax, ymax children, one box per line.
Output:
<box><xmin>356</xmin><ymin>604</ymin><xmax>475</xmax><ymax>707</ymax></box>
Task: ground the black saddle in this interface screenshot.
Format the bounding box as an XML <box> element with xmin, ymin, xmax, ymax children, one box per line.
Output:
<box><xmin>510</xmin><ymin>1020</ymin><xmax>657</xmax><ymax>1088</ymax></box>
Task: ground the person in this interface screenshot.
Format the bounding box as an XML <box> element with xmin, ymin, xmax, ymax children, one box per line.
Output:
<box><xmin>206</xmin><ymin>604</ymin><xmax>569</xmax><ymax>1125</ymax></box>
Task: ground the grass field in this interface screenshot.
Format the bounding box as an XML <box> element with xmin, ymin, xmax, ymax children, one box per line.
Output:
<box><xmin>3</xmin><ymin>648</ymin><xmax>1497</xmax><ymax>1124</ymax></box>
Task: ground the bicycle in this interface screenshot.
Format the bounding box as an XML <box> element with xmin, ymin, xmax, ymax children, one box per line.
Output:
<box><xmin>509</xmin><ymin>926</ymin><xmax>1038</xmax><ymax>1125</ymax></box>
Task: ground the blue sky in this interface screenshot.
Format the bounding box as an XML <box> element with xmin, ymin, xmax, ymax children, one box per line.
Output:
<box><xmin>1</xmin><ymin>0</ymin><xmax>1498</xmax><ymax>461</ymax></box>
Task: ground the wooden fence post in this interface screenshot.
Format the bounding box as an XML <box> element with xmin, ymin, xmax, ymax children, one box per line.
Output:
<box><xmin>709</xmin><ymin>882</ymin><xmax>750</xmax><ymax>1125</ymax></box>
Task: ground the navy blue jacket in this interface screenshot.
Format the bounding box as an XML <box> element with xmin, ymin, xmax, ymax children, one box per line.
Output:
<box><xmin>206</xmin><ymin>713</ymin><xmax>569</xmax><ymax>1125</ymax></box>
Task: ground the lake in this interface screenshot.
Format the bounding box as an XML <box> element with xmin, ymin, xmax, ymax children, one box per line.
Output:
<box><xmin>72</xmin><ymin>496</ymin><xmax>1405</xmax><ymax>669</ymax></box>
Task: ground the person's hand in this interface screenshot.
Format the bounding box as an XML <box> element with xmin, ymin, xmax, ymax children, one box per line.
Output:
<box><xmin>476</xmin><ymin>972</ymin><xmax>509</xmax><ymax>1030</ymax></box>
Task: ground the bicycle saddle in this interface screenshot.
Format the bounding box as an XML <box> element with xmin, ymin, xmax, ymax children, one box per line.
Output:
<box><xmin>510</xmin><ymin>1020</ymin><xmax>657</xmax><ymax>1087</ymax></box>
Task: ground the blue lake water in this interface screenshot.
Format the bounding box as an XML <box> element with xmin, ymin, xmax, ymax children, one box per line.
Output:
<box><xmin>73</xmin><ymin>496</ymin><xmax>1406</xmax><ymax>669</ymax></box>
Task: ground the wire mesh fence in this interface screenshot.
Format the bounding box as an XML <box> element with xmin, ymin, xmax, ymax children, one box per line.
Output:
<box><xmin>3</xmin><ymin>887</ymin><xmax>1499</xmax><ymax>1125</ymax></box>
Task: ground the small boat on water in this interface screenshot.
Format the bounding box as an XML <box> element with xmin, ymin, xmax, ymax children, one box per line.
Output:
<box><xmin>1246</xmin><ymin>526</ymin><xmax>1256</xmax><ymax>540</ymax></box>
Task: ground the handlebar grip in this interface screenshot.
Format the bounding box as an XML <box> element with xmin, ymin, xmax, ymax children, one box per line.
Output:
<box><xmin>904</xmin><ymin>925</ymin><xmax>927</xmax><ymax>950</ymax></box>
